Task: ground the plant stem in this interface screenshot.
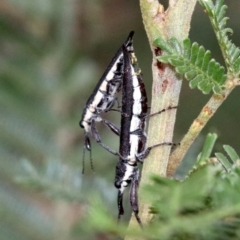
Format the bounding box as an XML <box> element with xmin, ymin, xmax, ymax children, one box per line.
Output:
<box><xmin>125</xmin><ymin>0</ymin><xmax>197</xmax><ymax>237</ymax></box>
<box><xmin>167</xmin><ymin>79</ymin><xmax>235</xmax><ymax>177</ymax></box>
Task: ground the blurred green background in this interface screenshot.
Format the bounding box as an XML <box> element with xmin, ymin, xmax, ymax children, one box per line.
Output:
<box><xmin>0</xmin><ymin>0</ymin><xmax>239</xmax><ymax>239</ymax></box>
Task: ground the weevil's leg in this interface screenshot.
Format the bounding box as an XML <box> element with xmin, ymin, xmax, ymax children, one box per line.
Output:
<box><xmin>137</xmin><ymin>142</ymin><xmax>180</xmax><ymax>162</ymax></box>
<box><xmin>130</xmin><ymin>170</ymin><xmax>143</xmax><ymax>228</ymax></box>
<box><xmin>82</xmin><ymin>138</ymin><xmax>86</xmax><ymax>174</ymax></box>
<box><xmin>117</xmin><ymin>190</ymin><xmax>124</xmax><ymax>223</ymax></box>
<box><xmin>104</xmin><ymin>95</ymin><xmax>119</xmax><ymax>112</ymax></box>
<box><xmin>82</xmin><ymin>134</ymin><xmax>94</xmax><ymax>174</ymax></box>
<box><xmin>107</xmin><ymin>109</ymin><xmax>129</xmax><ymax>118</ymax></box>
<box><xmin>105</xmin><ymin>94</ymin><xmax>121</xmax><ymax>112</ymax></box>
<box><xmin>145</xmin><ymin>105</ymin><xmax>178</xmax><ymax>119</ymax></box>
<box><xmin>102</xmin><ymin>119</ymin><xmax>120</xmax><ymax>136</ymax></box>
<box><xmin>91</xmin><ymin>121</ymin><xmax>119</xmax><ymax>156</ymax></box>
<box><xmin>111</xmin><ymin>95</ymin><xmax>121</xmax><ymax>109</ymax></box>
<box><xmin>108</xmin><ymin>108</ymin><xmax>121</xmax><ymax>113</ymax></box>
<box><xmin>90</xmin><ymin>122</ymin><xmax>128</xmax><ymax>159</ymax></box>
<box><xmin>115</xmin><ymin>96</ymin><xmax>121</xmax><ymax>108</ymax></box>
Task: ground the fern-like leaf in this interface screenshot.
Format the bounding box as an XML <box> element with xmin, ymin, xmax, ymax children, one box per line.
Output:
<box><xmin>215</xmin><ymin>152</ymin><xmax>232</xmax><ymax>172</ymax></box>
<box><xmin>197</xmin><ymin>133</ymin><xmax>218</xmax><ymax>164</ymax></box>
<box><xmin>199</xmin><ymin>0</ymin><xmax>240</xmax><ymax>74</ymax></box>
<box><xmin>215</xmin><ymin>145</ymin><xmax>240</xmax><ymax>172</ymax></box>
<box><xmin>154</xmin><ymin>37</ymin><xmax>226</xmax><ymax>94</ymax></box>
<box><xmin>223</xmin><ymin>145</ymin><xmax>240</xmax><ymax>164</ymax></box>
<box><xmin>145</xmin><ymin>164</ymin><xmax>240</xmax><ymax>239</ymax></box>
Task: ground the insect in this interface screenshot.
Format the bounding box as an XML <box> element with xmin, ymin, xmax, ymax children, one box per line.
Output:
<box><xmin>114</xmin><ymin>45</ymin><xmax>177</xmax><ymax>227</ymax></box>
<box><xmin>79</xmin><ymin>32</ymin><xmax>135</xmax><ymax>171</ymax></box>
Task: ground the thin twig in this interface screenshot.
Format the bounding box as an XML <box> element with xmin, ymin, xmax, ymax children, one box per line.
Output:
<box><xmin>167</xmin><ymin>78</ymin><xmax>236</xmax><ymax>177</ymax></box>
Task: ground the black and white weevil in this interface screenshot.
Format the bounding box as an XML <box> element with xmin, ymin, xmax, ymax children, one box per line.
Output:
<box><xmin>114</xmin><ymin>45</ymin><xmax>178</xmax><ymax>227</ymax></box>
<box><xmin>79</xmin><ymin>32</ymin><xmax>135</xmax><ymax>171</ymax></box>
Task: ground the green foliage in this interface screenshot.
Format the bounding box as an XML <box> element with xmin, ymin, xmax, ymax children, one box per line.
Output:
<box><xmin>15</xmin><ymin>158</ymin><xmax>83</xmax><ymax>201</ymax></box>
<box><xmin>196</xmin><ymin>133</ymin><xmax>218</xmax><ymax>164</ymax></box>
<box><xmin>192</xmin><ymin>133</ymin><xmax>240</xmax><ymax>174</ymax></box>
<box><xmin>142</xmin><ymin>139</ymin><xmax>240</xmax><ymax>239</ymax></box>
<box><xmin>0</xmin><ymin>184</ymin><xmax>56</xmax><ymax>240</ymax></box>
<box><xmin>199</xmin><ymin>0</ymin><xmax>240</xmax><ymax>74</ymax></box>
<box><xmin>145</xmin><ymin>163</ymin><xmax>240</xmax><ymax>240</ymax></box>
<box><xmin>0</xmin><ymin>1</ymin><xmax>119</xmax><ymax>239</ymax></box>
<box><xmin>215</xmin><ymin>145</ymin><xmax>240</xmax><ymax>172</ymax></box>
<box><xmin>73</xmin><ymin>198</ymin><xmax>130</xmax><ymax>240</ymax></box>
<box><xmin>154</xmin><ymin>0</ymin><xmax>240</xmax><ymax>94</ymax></box>
<box><xmin>154</xmin><ymin>37</ymin><xmax>226</xmax><ymax>94</ymax></box>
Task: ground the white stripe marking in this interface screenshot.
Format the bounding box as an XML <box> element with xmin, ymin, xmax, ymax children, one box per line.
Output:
<box><xmin>130</xmin><ymin>116</ymin><xmax>141</xmax><ymax>132</ymax></box>
<box><xmin>106</xmin><ymin>54</ymin><xmax>123</xmax><ymax>81</ymax></box>
<box><xmin>99</xmin><ymin>80</ymin><xmax>108</xmax><ymax>92</ymax></box>
<box><xmin>129</xmin><ymin>135</ymin><xmax>140</xmax><ymax>159</ymax></box>
<box><xmin>120</xmin><ymin>163</ymin><xmax>134</xmax><ymax>193</ymax></box>
<box><xmin>132</xmin><ymin>100</ymin><xmax>142</xmax><ymax>115</ymax></box>
<box><xmin>133</xmin><ymin>86</ymin><xmax>142</xmax><ymax>100</ymax></box>
<box><xmin>92</xmin><ymin>91</ymin><xmax>104</xmax><ymax>106</ymax></box>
